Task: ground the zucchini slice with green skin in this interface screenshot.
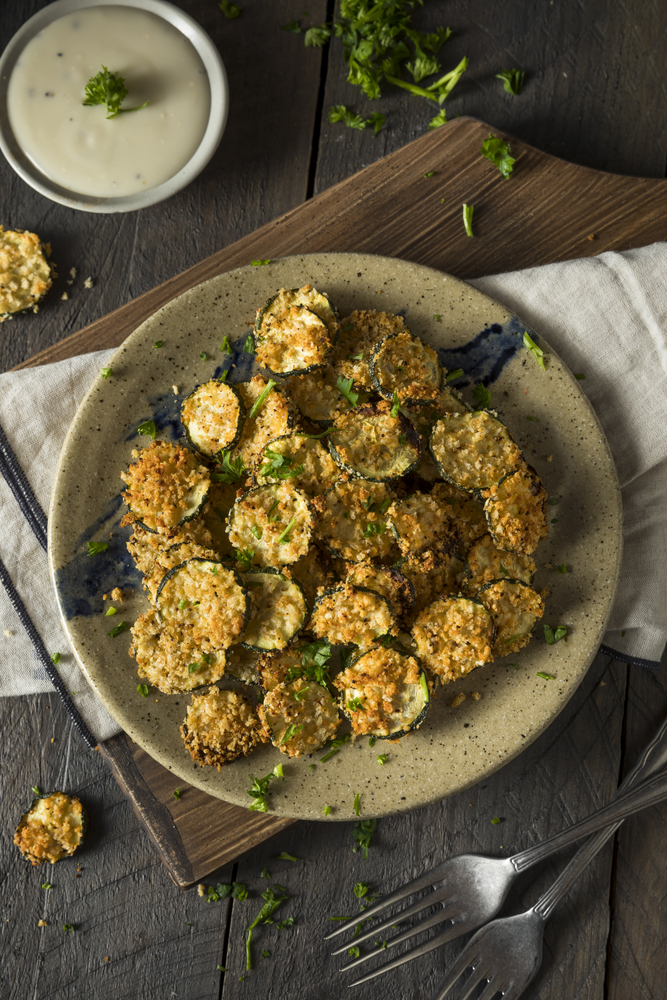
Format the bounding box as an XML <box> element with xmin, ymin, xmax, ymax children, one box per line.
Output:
<box><xmin>285</xmin><ymin>367</ymin><xmax>350</xmax><ymax>426</ymax></box>
<box><xmin>399</xmin><ymin>553</ymin><xmax>467</xmax><ymax>626</ymax></box>
<box><xmin>333</xmin><ymin>645</ymin><xmax>430</xmax><ymax>739</ymax></box>
<box><xmin>228</xmin><ymin>482</ymin><xmax>314</xmax><ymax>567</ymax></box>
<box><xmin>225</xmin><ymin>644</ymin><xmax>260</xmax><ymax>684</ymax></box>
<box><xmin>345</xmin><ymin>561</ymin><xmax>415</xmax><ymax>625</ymax></box>
<box><xmin>144</xmin><ymin>540</ymin><xmax>221</xmax><ymax>602</ymax></box>
<box><xmin>482</xmin><ymin>464</ymin><xmax>549</xmax><ymax>555</ymax></box>
<box><xmin>232</xmin><ymin>375</ymin><xmax>295</xmax><ymax>471</ymax></box>
<box><xmin>387</xmin><ymin>491</ymin><xmax>458</xmax><ymax>569</ymax></box>
<box><xmin>120</xmin><ymin>440</ymin><xmax>210</xmax><ymax>534</ymax></box>
<box><xmin>0</xmin><ymin>226</ymin><xmax>53</xmax><ymax>320</ymax></box>
<box><xmin>257</xmin><ymin>641</ymin><xmax>306</xmax><ymax>692</ymax></box>
<box><xmin>430</xmin><ymin>482</ymin><xmax>487</xmax><ymax>554</ymax></box>
<box><xmin>429</xmin><ymin>411</ymin><xmax>522</xmax><ymax>493</ymax></box>
<box><xmin>256</xmin><ymin>284</ymin><xmax>340</xmax><ymax>344</ymax></box>
<box><xmin>181</xmin><ymin>380</ymin><xmax>246</xmax><ymax>458</ymax></box>
<box><xmin>335</xmin><ymin>310</ymin><xmax>409</xmax><ymax>390</ymax></box>
<box><xmin>181</xmin><ymin>687</ymin><xmax>269</xmax><ymax>769</ymax></box>
<box><xmin>239</xmin><ymin>567</ymin><xmax>308</xmax><ymax>651</ymax></box>
<box><xmin>309</xmin><ymin>585</ymin><xmax>397</xmax><ymax>649</ymax></box>
<box><xmin>328</xmin><ymin>400</ymin><xmax>421</xmax><ymax>481</ymax></box>
<box><xmin>477</xmin><ymin>578</ymin><xmax>546</xmax><ymax>655</ymax></box>
<box><xmin>255</xmin><ymin>433</ymin><xmax>339</xmax><ymax>496</ymax></box>
<box><xmin>254</xmin><ymin>285</ymin><xmax>339</xmax><ymax>376</ymax></box>
<box><xmin>368</xmin><ymin>330</ymin><xmax>442</xmax><ymax>405</ymax></box>
<box><xmin>130</xmin><ymin>609</ymin><xmax>226</xmax><ymax>693</ymax></box>
<box><xmin>412</xmin><ymin>595</ymin><xmax>496</xmax><ymax>684</ymax></box>
<box><xmin>127</xmin><ymin>518</ymin><xmax>216</xmax><ymax>579</ymax></box>
<box><xmin>465</xmin><ymin>533</ymin><xmax>536</xmax><ymax>594</ymax></box>
<box><xmin>14</xmin><ymin>792</ymin><xmax>86</xmax><ymax>866</ymax></box>
<box><xmin>156</xmin><ymin>557</ymin><xmax>248</xmax><ymax>650</ymax></box>
<box><xmin>314</xmin><ymin>479</ymin><xmax>395</xmax><ymax>563</ymax></box>
<box><xmin>257</xmin><ymin>675</ymin><xmax>341</xmax><ymax>757</ymax></box>
<box><xmin>401</xmin><ymin>388</ymin><xmax>469</xmax><ymax>481</ymax></box>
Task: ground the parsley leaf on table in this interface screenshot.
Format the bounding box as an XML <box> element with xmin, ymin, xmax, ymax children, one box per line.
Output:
<box><xmin>496</xmin><ymin>68</ymin><xmax>525</xmax><ymax>95</ymax></box>
<box><xmin>481</xmin><ymin>134</ymin><xmax>516</xmax><ymax>179</ymax></box>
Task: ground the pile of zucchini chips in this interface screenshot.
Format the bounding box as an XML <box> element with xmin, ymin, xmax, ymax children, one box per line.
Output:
<box><xmin>120</xmin><ymin>284</ymin><xmax>549</xmax><ymax>772</ymax></box>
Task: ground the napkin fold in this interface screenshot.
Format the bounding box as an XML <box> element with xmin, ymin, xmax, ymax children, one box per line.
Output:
<box><xmin>1</xmin><ymin>244</ymin><xmax>665</xmax><ymax>745</ymax></box>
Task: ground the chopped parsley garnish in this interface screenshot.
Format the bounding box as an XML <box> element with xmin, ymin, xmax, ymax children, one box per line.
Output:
<box><xmin>347</xmin><ymin>697</ymin><xmax>364</xmax><ymax>711</ymax></box>
<box><xmin>220</xmin><ymin>336</ymin><xmax>231</xmax><ymax>352</ymax></box>
<box><xmin>100</xmin><ymin>366</ymin><xmax>112</xmax><ymax>379</ymax></box>
<box><xmin>462</xmin><ymin>203</ymin><xmax>474</xmax><ymax>237</ymax></box>
<box><xmin>137</xmin><ymin>419</ymin><xmax>157</xmax><ymax>439</ymax></box>
<box><xmin>248</xmin><ymin>380</ymin><xmax>277</xmax><ymax>419</ymax></box>
<box><xmin>434</xmin><ymin>313</ymin><xmax>442</xmax><ymax>321</ymax></box>
<box><xmin>504</xmin><ymin>632</ymin><xmax>524</xmax><ymax>645</ymax></box>
<box><xmin>108</xmin><ymin>621</ymin><xmax>128</xmax><ymax>637</ymax></box>
<box><xmin>137</xmin><ymin>683</ymin><xmax>149</xmax><ymax>697</ymax></box>
<box><xmin>261</xmin><ymin>867</ymin><xmax>271</xmax><ymax>878</ymax></box>
<box><xmin>390</xmin><ymin>391</ymin><xmax>401</xmax><ymax>417</ymax></box>
<box><xmin>337</xmin><ymin>375</ymin><xmax>359</xmax><ymax>407</ymax></box>
<box><xmin>261</xmin><ymin>950</ymin><xmax>271</xmax><ymax>959</ymax></box>
<box><xmin>63</xmin><ymin>923</ymin><xmax>74</xmax><ymax>933</ymax></box>
<box><xmin>429</xmin><ymin>108</ymin><xmax>448</xmax><ymax>130</ymax></box>
<box><xmin>260</xmin><ymin>448</ymin><xmax>305</xmax><ymax>480</ymax></box>
<box><xmin>557</xmin><ymin>563</ymin><xmax>568</xmax><ymax>573</ymax></box>
<box><xmin>278</xmin><ymin>722</ymin><xmax>304</xmax><ymax>746</ymax></box>
<box><xmin>245</xmin><ymin>884</ymin><xmax>289</xmax><ymax>970</ymax></box>
<box><xmin>536</xmin><ymin>671</ymin><xmax>555</xmax><ymax>680</ymax></box>
<box><xmin>481</xmin><ymin>134</ymin><xmax>515</xmax><ymax>179</ymax></box>
<box><xmin>490</xmin><ymin>817</ymin><xmax>501</xmax><ymax>825</ymax></box>
<box><xmin>348</xmin><ymin>946</ymin><xmax>361</xmax><ymax>959</ymax></box>
<box><xmin>544</xmin><ymin>624</ymin><xmax>568</xmax><ymax>645</ymax></box>
<box><xmin>199</xmin><ymin>351</ymin><xmax>207</xmax><ymax>361</ymax></box>
<box><xmin>526</xmin><ymin>415</ymin><xmax>538</xmax><ymax>421</ymax></box>
<box><xmin>249</xmin><ymin>524</ymin><xmax>263</xmax><ymax>540</ymax></box>
<box><xmin>173</xmin><ymin>789</ymin><xmax>181</xmax><ymax>799</ymax></box>
<box><xmin>377</xmin><ymin>754</ymin><xmax>389</xmax><ymax>765</ymax></box>
<box><xmin>575</xmin><ymin>373</ymin><xmax>586</xmax><ymax>380</ymax></box>
<box><xmin>219</xmin><ymin>370</ymin><xmax>228</xmax><ymax>381</ymax></box>
<box><xmin>386</xmin><ymin>55</ymin><xmax>468</xmax><ymax>103</ymax></box>
<box><xmin>341</xmin><ymin>323</ymin><xmax>355</xmax><ymax>334</ymax></box>
<box><xmin>367</xmin><ymin>112</ymin><xmax>385</xmax><ymax>135</ymax></box>
<box><xmin>328</xmin><ymin>105</ymin><xmax>368</xmax><ymax>130</ymax></box>
<box><xmin>368</xmin><ymin>736</ymin><xmax>376</xmax><ymax>748</ymax></box>
<box><xmin>277</xmin><ymin>917</ymin><xmax>294</xmax><ymax>929</ymax></box>
<box><xmin>472</xmin><ymin>383</ymin><xmax>491</xmax><ymax>409</ymax></box>
<box><xmin>51</xmin><ymin>652</ymin><xmax>61</xmax><ymax>664</ymax></box>
<box><xmin>293</xmin><ymin>686</ymin><xmax>310</xmax><ymax>701</ymax></box>
<box><xmin>251</xmin><ymin>259</ymin><xmax>271</xmax><ymax>266</ymax></box>
<box><xmin>206</xmin><ymin>881</ymin><xmax>247</xmax><ymax>902</ymax></box>
<box><xmin>496</xmin><ymin>68</ymin><xmax>525</xmax><ymax>95</ymax></box>
<box><xmin>297</xmin><ymin>428</ymin><xmax>333</xmax><ymax>439</ymax></box>
<box><xmin>213</xmin><ymin>450</ymin><xmax>246</xmax><ymax>483</ymax></box>
<box><xmin>353</xmin><ymin>817</ymin><xmax>377</xmax><ymax>859</ymax></box>
<box><xmin>83</xmin><ymin>66</ymin><xmax>149</xmax><ymax>119</ymax></box>
<box><xmin>363</xmin><ymin>521</ymin><xmax>386</xmax><ymax>538</ymax></box>
<box><xmin>499</xmin><ymin>563</ymin><xmax>509</xmax><ymax>575</ymax></box>
<box><xmin>219</xmin><ymin>0</ymin><xmax>241</xmax><ymax>18</ymax></box>
<box><xmin>243</xmin><ymin>334</ymin><xmax>255</xmax><ymax>353</ymax></box>
<box><xmin>320</xmin><ymin>732</ymin><xmax>352</xmax><ymax>762</ymax></box>
<box><xmin>446</xmin><ymin>368</ymin><xmax>464</xmax><ymax>382</ymax></box>
<box><xmin>277</xmin><ymin>517</ymin><xmax>297</xmax><ymax>545</ymax></box>
<box><xmin>247</xmin><ymin>764</ymin><xmax>284</xmax><ymax>812</ymax></box>
<box><xmin>353</xmin><ymin>793</ymin><xmax>361</xmax><ymax>816</ymax></box>
<box><xmin>87</xmin><ymin>540</ymin><xmax>109</xmax><ymax>556</ymax></box>
<box><xmin>178</xmin><ymin>599</ymin><xmax>189</xmax><ymax>611</ymax></box>
<box><xmin>41</xmin><ymin>882</ymin><xmax>52</xmax><ymax>890</ymax></box>
<box><xmin>548</xmin><ymin>496</ymin><xmax>559</xmax><ymax>506</ymax></box>
<box><xmin>423</xmin><ymin>171</ymin><xmax>436</xmax><ymax>178</ymax></box>
<box><xmin>31</xmin><ymin>786</ymin><xmax>41</xmax><ymax>796</ymax></box>
<box><xmin>276</xmin><ymin>852</ymin><xmax>299</xmax><ymax>862</ymax></box>
<box><xmin>305</xmin><ymin>24</ymin><xmax>332</xmax><ymax>46</ymax></box>
<box><xmin>551</xmin><ymin>518</ymin><xmax>558</xmax><ymax>524</ymax></box>
<box><xmin>398</xmin><ymin>433</ymin><xmax>407</xmax><ymax>444</ymax></box>
<box><xmin>323</xmin><ymin>805</ymin><xmax>332</xmax><ymax>815</ymax></box>
<box><xmin>187</xmin><ymin>663</ymin><xmax>200</xmax><ymax>674</ymax></box>
<box><xmin>153</xmin><ymin>340</ymin><xmax>163</xmax><ymax>349</ymax></box>
<box><xmin>267</xmin><ymin>499</ymin><xmax>281</xmax><ymax>522</ymax></box>
<box><xmin>300</xmin><ymin>639</ymin><xmax>333</xmax><ymax>684</ymax></box>
<box><xmin>236</xmin><ymin>547</ymin><xmax>255</xmax><ymax>571</ymax></box>
<box><xmin>281</xmin><ymin>19</ymin><xmax>302</xmax><ymax>32</ymax></box>
<box><xmin>523</xmin><ymin>331</ymin><xmax>546</xmax><ymax>369</ymax></box>
<box><xmin>105</xmin><ymin>606</ymin><xmax>118</xmax><ymax>616</ymax></box>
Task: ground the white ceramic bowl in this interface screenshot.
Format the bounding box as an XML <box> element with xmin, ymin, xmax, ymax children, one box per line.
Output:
<box><xmin>0</xmin><ymin>0</ymin><xmax>228</xmax><ymax>213</ymax></box>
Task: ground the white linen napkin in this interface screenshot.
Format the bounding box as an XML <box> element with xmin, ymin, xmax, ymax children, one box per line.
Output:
<box><xmin>1</xmin><ymin>244</ymin><xmax>665</xmax><ymax>744</ymax></box>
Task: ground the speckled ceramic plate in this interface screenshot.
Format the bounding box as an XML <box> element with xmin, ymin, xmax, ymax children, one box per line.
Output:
<box><xmin>49</xmin><ymin>253</ymin><xmax>622</xmax><ymax>821</ymax></box>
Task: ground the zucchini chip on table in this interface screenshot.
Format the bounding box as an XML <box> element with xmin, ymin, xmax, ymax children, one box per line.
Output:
<box><xmin>254</xmin><ymin>285</ymin><xmax>339</xmax><ymax>376</ymax></box>
<box><xmin>315</xmin><ymin>479</ymin><xmax>396</xmax><ymax>563</ymax></box>
<box><xmin>412</xmin><ymin>595</ymin><xmax>496</xmax><ymax>683</ymax></box>
<box><xmin>258</xmin><ymin>675</ymin><xmax>340</xmax><ymax>757</ymax></box>
<box><xmin>255</xmin><ymin>433</ymin><xmax>339</xmax><ymax>495</ymax></box>
<box><xmin>239</xmin><ymin>567</ymin><xmax>308</xmax><ymax>651</ymax></box>
<box><xmin>156</xmin><ymin>558</ymin><xmax>248</xmax><ymax>649</ymax></box>
<box><xmin>0</xmin><ymin>226</ymin><xmax>53</xmax><ymax>320</ymax></box>
<box><xmin>181</xmin><ymin>380</ymin><xmax>245</xmax><ymax>458</ymax></box>
<box><xmin>309</xmin><ymin>585</ymin><xmax>397</xmax><ymax>648</ymax></box>
<box><xmin>14</xmin><ymin>792</ymin><xmax>86</xmax><ymax>866</ymax></box>
<box><xmin>181</xmin><ymin>687</ymin><xmax>269</xmax><ymax>769</ymax></box>
<box><xmin>120</xmin><ymin>440</ymin><xmax>210</xmax><ymax>534</ymax></box>
<box><xmin>130</xmin><ymin>609</ymin><xmax>226</xmax><ymax>694</ymax></box>
<box><xmin>429</xmin><ymin>411</ymin><xmax>521</xmax><ymax>493</ymax></box>
<box><xmin>228</xmin><ymin>483</ymin><xmax>314</xmax><ymax>567</ymax></box>
<box><xmin>465</xmin><ymin>533</ymin><xmax>536</xmax><ymax>594</ymax></box>
<box><xmin>482</xmin><ymin>465</ymin><xmax>549</xmax><ymax>555</ymax></box>
<box><xmin>329</xmin><ymin>400</ymin><xmax>421</xmax><ymax>481</ymax></box>
<box><xmin>369</xmin><ymin>329</ymin><xmax>442</xmax><ymax>405</ymax></box>
<box><xmin>232</xmin><ymin>375</ymin><xmax>294</xmax><ymax>470</ymax></box>
<box><xmin>478</xmin><ymin>579</ymin><xmax>546</xmax><ymax>655</ymax></box>
<box><xmin>333</xmin><ymin>646</ymin><xmax>430</xmax><ymax>739</ymax></box>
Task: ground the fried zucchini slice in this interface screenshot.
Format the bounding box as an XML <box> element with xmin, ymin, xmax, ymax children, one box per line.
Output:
<box><xmin>255</xmin><ymin>433</ymin><xmax>339</xmax><ymax>495</ymax></box>
<box><xmin>333</xmin><ymin>646</ymin><xmax>429</xmax><ymax>739</ymax></box>
<box><xmin>14</xmin><ymin>792</ymin><xmax>86</xmax><ymax>866</ymax></box>
<box><xmin>399</xmin><ymin>553</ymin><xmax>466</xmax><ymax>625</ymax></box>
<box><xmin>228</xmin><ymin>483</ymin><xmax>314</xmax><ymax>567</ymax></box>
<box><xmin>257</xmin><ymin>641</ymin><xmax>307</xmax><ymax>692</ymax></box>
<box><xmin>232</xmin><ymin>376</ymin><xmax>294</xmax><ymax>470</ymax></box>
<box><xmin>482</xmin><ymin>465</ymin><xmax>549</xmax><ymax>555</ymax></box>
<box><xmin>465</xmin><ymin>533</ymin><xmax>536</xmax><ymax>593</ymax></box>
<box><xmin>315</xmin><ymin>479</ymin><xmax>395</xmax><ymax>562</ymax></box>
<box><xmin>284</xmin><ymin>367</ymin><xmax>350</xmax><ymax>426</ymax></box>
<box><xmin>345</xmin><ymin>561</ymin><xmax>415</xmax><ymax>624</ymax></box>
<box><xmin>254</xmin><ymin>285</ymin><xmax>339</xmax><ymax>375</ymax></box>
<box><xmin>329</xmin><ymin>400</ymin><xmax>421</xmax><ymax>481</ymax></box>
<box><xmin>130</xmin><ymin>610</ymin><xmax>226</xmax><ymax>693</ymax></box>
<box><xmin>430</xmin><ymin>481</ymin><xmax>487</xmax><ymax>554</ymax></box>
<box><xmin>402</xmin><ymin>388</ymin><xmax>468</xmax><ymax>481</ymax></box>
<box><xmin>144</xmin><ymin>540</ymin><xmax>220</xmax><ymax>602</ymax></box>
<box><xmin>239</xmin><ymin>567</ymin><xmax>307</xmax><ymax>651</ymax></box>
<box><xmin>156</xmin><ymin>558</ymin><xmax>248</xmax><ymax>649</ymax></box>
<box><xmin>429</xmin><ymin>411</ymin><xmax>522</xmax><ymax>492</ymax></box>
<box><xmin>120</xmin><ymin>440</ymin><xmax>210</xmax><ymax>534</ymax></box>
<box><xmin>127</xmin><ymin>517</ymin><xmax>216</xmax><ymax>578</ymax></box>
<box><xmin>369</xmin><ymin>329</ymin><xmax>442</xmax><ymax>404</ymax></box>
<box><xmin>309</xmin><ymin>585</ymin><xmax>397</xmax><ymax>648</ymax></box>
<box><xmin>225</xmin><ymin>644</ymin><xmax>260</xmax><ymax>684</ymax></box>
<box><xmin>334</xmin><ymin>310</ymin><xmax>408</xmax><ymax>389</ymax></box>
<box><xmin>181</xmin><ymin>380</ymin><xmax>245</xmax><ymax>458</ymax></box>
<box><xmin>0</xmin><ymin>226</ymin><xmax>52</xmax><ymax>320</ymax></box>
<box><xmin>181</xmin><ymin>687</ymin><xmax>269</xmax><ymax>769</ymax></box>
<box><xmin>412</xmin><ymin>595</ymin><xmax>496</xmax><ymax>683</ymax></box>
<box><xmin>478</xmin><ymin>579</ymin><xmax>545</xmax><ymax>655</ymax></box>
<box><xmin>257</xmin><ymin>676</ymin><xmax>340</xmax><ymax>757</ymax></box>
<box><xmin>387</xmin><ymin>491</ymin><xmax>458</xmax><ymax>568</ymax></box>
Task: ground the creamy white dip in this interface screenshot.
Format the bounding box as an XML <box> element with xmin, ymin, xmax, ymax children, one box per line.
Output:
<box><xmin>7</xmin><ymin>5</ymin><xmax>211</xmax><ymax>198</ymax></box>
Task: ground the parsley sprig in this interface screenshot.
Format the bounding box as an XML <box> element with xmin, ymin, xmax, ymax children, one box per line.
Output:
<box><xmin>246</xmin><ymin>884</ymin><xmax>289</xmax><ymax>970</ymax></box>
<box><xmin>247</xmin><ymin>764</ymin><xmax>284</xmax><ymax>813</ymax></box>
<box><xmin>212</xmin><ymin>451</ymin><xmax>246</xmax><ymax>483</ymax></box>
<box><xmin>328</xmin><ymin>105</ymin><xmax>385</xmax><ymax>134</ymax></box>
<box><xmin>82</xmin><ymin>67</ymin><xmax>149</xmax><ymax>119</ymax></box>
<box><xmin>259</xmin><ymin>448</ymin><xmax>305</xmax><ymax>481</ymax></box>
<box><xmin>523</xmin><ymin>331</ymin><xmax>546</xmax><ymax>369</ymax></box>
<box><xmin>462</xmin><ymin>203</ymin><xmax>474</xmax><ymax>238</ymax></box>
<box><xmin>496</xmin><ymin>68</ymin><xmax>525</xmax><ymax>95</ymax></box>
<box><xmin>337</xmin><ymin>375</ymin><xmax>359</xmax><ymax>407</ymax></box>
<box><xmin>544</xmin><ymin>624</ymin><xmax>568</xmax><ymax>645</ymax></box>
<box><xmin>353</xmin><ymin>818</ymin><xmax>378</xmax><ymax>859</ymax></box>
<box><xmin>248</xmin><ymin>380</ymin><xmax>277</xmax><ymax>419</ymax></box>
<box><xmin>481</xmin><ymin>134</ymin><xmax>515</xmax><ymax>179</ymax></box>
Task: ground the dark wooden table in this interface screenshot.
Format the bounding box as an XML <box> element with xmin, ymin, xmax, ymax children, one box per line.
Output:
<box><xmin>2</xmin><ymin>2</ymin><xmax>667</xmax><ymax>998</ymax></box>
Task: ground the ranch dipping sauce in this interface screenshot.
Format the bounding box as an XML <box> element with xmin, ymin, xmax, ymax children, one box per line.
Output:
<box><xmin>7</xmin><ymin>5</ymin><xmax>211</xmax><ymax>198</ymax></box>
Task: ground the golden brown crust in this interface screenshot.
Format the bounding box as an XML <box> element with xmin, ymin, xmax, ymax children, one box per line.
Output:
<box><xmin>333</xmin><ymin>646</ymin><xmax>423</xmax><ymax>737</ymax></box>
<box><xmin>181</xmin><ymin>687</ymin><xmax>269</xmax><ymax>769</ymax></box>
<box><xmin>309</xmin><ymin>585</ymin><xmax>397</xmax><ymax>648</ymax></box>
<box><xmin>0</xmin><ymin>227</ymin><xmax>52</xmax><ymax>319</ymax></box>
<box><xmin>478</xmin><ymin>579</ymin><xmax>545</xmax><ymax>655</ymax></box>
<box><xmin>334</xmin><ymin>310</ymin><xmax>408</xmax><ymax>389</ymax></box>
<box><xmin>14</xmin><ymin>792</ymin><xmax>84</xmax><ymax>866</ymax></box>
<box><xmin>120</xmin><ymin>440</ymin><xmax>210</xmax><ymax>534</ymax></box>
<box><xmin>131</xmin><ymin>609</ymin><xmax>226</xmax><ymax>693</ymax></box>
<box><xmin>412</xmin><ymin>596</ymin><xmax>496</xmax><ymax>683</ymax></box>
<box><xmin>482</xmin><ymin>464</ymin><xmax>549</xmax><ymax>555</ymax></box>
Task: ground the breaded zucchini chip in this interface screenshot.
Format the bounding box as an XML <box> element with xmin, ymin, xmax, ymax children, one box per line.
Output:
<box><xmin>120</xmin><ymin>440</ymin><xmax>210</xmax><ymax>534</ymax></box>
<box><xmin>254</xmin><ymin>285</ymin><xmax>339</xmax><ymax>375</ymax></box>
<box><xmin>181</xmin><ymin>380</ymin><xmax>245</xmax><ymax>458</ymax></box>
<box><xmin>130</xmin><ymin>609</ymin><xmax>226</xmax><ymax>694</ymax></box>
<box><xmin>402</xmin><ymin>388</ymin><xmax>468</xmax><ymax>481</ymax></box>
<box><xmin>465</xmin><ymin>533</ymin><xmax>536</xmax><ymax>594</ymax></box>
<box><xmin>127</xmin><ymin>518</ymin><xmax>215</xmax><ymax>577</ymax></box>
<box><xmin>478</xmin><ymin>579</ymin><xmax>546</xmax><ymax>655</ymax></box>
<box><xmin>482</xmin><ymin>465</ymin><xmax>549</xmax><ymax>555</ymax></box>
<box><xmin>369</xmin><ymin>329</ymin><xmax>442</xmax><ymax>405</ymax></box>
<box><xmin>284</xmin><ymin>367</ymin><xmax>349</xmax><ymax>426</ymax></box>
<box><xmin>309</xmin><ymin>585</ymin><xmax>397</xmax><ymax>648</ymax></box>
<box><xmin>329</xmin><ymin>400</ymin><xmax>421</xmax><ymax>481</ymax></box>
<box><xmin>345</xmin><ymin>561</ymin><xmax>415</xmax><ymax>625</ymax></box>
<box><xmin>181</xmin><ymin>687</ymin><xmax>269</xmax><ymax>769</ymax></box>
<box><xmin>228</xmin><ymin>483</ymin><xmax>314</xmax><ymax>567</ymax></box>
<box><xmin>429</xmin><ymin>411</ymin><xmax>521</xmax><ymax>492</ymax></box>
<box><xmin>239</xmin><ymin>567</ymin><xmax>307</xmax><ymax>651</ymax></box>
<box><xmin>258</xmin><ymin>676</ymin><xmax>340</xmax><ymax>757</ymax></box>
<box><xmin>156</xmin><ymin>558</ymin><xmax>248</xmax><ymax>649</ymax></box>
<box><xmin>255</xmin><ymin>433</ymin><xmax>339</xmax><ymax>495</ymax></box>
<box><xmin>399</xmin><ymin>553</ymin><xmax>466</xmax><ymax>625</ymax></box>
<box><xmin>0</xmin><ymin>226</ymin><xmax>52</xmax><ymax>320</ymax></box>
<box><xmin>387</xmin><ymin>491</ymin><xmax>458</xmax><ymax>569</ymax></box>
<box><xmin>334</xmin><ymin>310</ymin><xmax>408</xmax><ymax>389</ymax></box>
<box><xmin>334</xmin><ymin>646</ymin><xmax>430</xmax><ymax>739</ymax></box>
<box><xmin>412</xmin><ymin>595</ymin><xmax>496</xmax><ymax>683</ymax></box>
<box><xmin>232</xmin><ymin>376</ymin><xmax>294</xmax><ymax>470</ymax></box>
<box><xmin>314</xmin><ymin>479</ymin><xmax>395</xmax><ymax>563</ymax></box>
<box><xmin>14</xmin><ymin>792</ymin><xmax>86</xmax><ymax>866</ymax></box>
<box><xmin>430</xmin><ymin>481</ymin><xmax>487</xmax><ymax>554</ymax></box>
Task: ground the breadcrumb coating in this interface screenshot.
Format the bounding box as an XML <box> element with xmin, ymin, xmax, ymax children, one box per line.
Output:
<box><xmin>181</xmin><ymin>688</ymin><xmax>269</xmax><ymax>769</ymax></box>
<box><xmin>120</xmin><ymin>440</ymin><xmax>210</xmax><ymax>534</ymax></box>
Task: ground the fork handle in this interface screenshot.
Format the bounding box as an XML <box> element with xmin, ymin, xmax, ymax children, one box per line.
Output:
<box><xmin>512</xmin><ymin>710</ymin><xmax>667</xmax><ymax>874</ymax></box>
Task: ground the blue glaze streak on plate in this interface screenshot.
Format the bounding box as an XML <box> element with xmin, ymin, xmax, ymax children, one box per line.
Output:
<box><xmin>438</xmin><ymin>316</ymin><xmax>528</xmax><ymax>387</ymax></box>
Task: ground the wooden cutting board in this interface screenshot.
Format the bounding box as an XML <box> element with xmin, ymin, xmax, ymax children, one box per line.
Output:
<box><xmin>21</xmin><ymin>116</ymin><xmax>667</xmax><ymax>888</ymax></box>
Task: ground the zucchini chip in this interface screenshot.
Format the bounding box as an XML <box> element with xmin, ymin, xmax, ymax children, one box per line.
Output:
<box><xmin>144</xmin><ymin>541</ymin><xmax>220</xmax><ymax>602</ymax></box>
<box><xmin>232</xmin><ymin>375</ymin><xmax>295</xmax><ymax>470</ymax></box>
<box><xmin>478</xmin><ymin>579</ymin><xmax>545</xmax><ymax>655</ymax></box>
<box><xmin>255</xmin><ymin>433</ymin><xmax>339</xmax><ymax>496</ymax></box>
<box><xmin>402</xmin><ymin>389</ymin><xmax>468</xmax><ymax>481</ymax></box>
<box><xmin>225</xmin><ymin>644</ymin><xmax>260</xmax><ymax>684</ymax></box>
<box><xmin>284</xmin><ymin>367</ymin><xmax>350</xmax><ymax>426</ymax></box>
<box><xmin>127</xmin><ymin>517</ymin><xmax>216</xmax><ymax>579</ymax></box>
<box><xmin>345</xmin><ymin>561</ymin><xmax>415</xmax><ymax>625</ymax></box>
<box><xmin>120</xmin><ymin>440</ymin><xmax>210</xmax><ymax>534</ymax></box>
<box><xmin>429</xmin><ymin>411</ymin><xmax>522</xmax><ymax>493</ymax></box>
<box><xmin>130</xmin><ymin>609</ymin><xmax>226</xmax><ymax>693</ymax></box>
<box><xmin>482</xmin><ymin>465</ymin><xmax>549</xmax><ymax>555</ymax></box>
<box><xmin>200</xmin><ymin>480</ymin><xmax>238</xmax><ymax>559</ymax></box>
<box><xmin>239</xmin><ymin>567</ymin><xmax>307</xmax><ymax>651</ymax></box>
<box><xmin>257</xmin><ymin>676</ymin><xmax>340</xmax><ymax>757</ymax></box>
<box><xmin>333</xmin><ymin>646</ymin><xmax>429</xmax><ymax>739</ymax></box>
<box><xmin>181</xmin><ymin>687</ymin><xmax>269</xmax><ymax>769</ymax></box>
<box><xmin>228</xmin><ymin>483</ymin><xmax>314</xmax><ymax>567</ymax></box>
<box><xmin>14</xmin><ymin>792</ymin><xmax>86</xmax><ymax>866</ymax></box>
<box><xmin>257</xmin><ymin>641</ymin><xmax>306</xmax><ymax>692</ymax></box>
<box><xmin>0</xmin><ymin>226</ymin><xmax>52</xmax><ymax>320</ymax></box>
<box><xmin>181</xmin><ymin>380</ymin><xmax>245</xmax><ymax>458</ymax></box>
<box><xmin>254</xmin><ymin>285</ymin><xmax>339</xmax><ymax>375</ymax></box>
<box><xmin>399</xmin><ymin>553</ymin><xmax>467</xmax><ymax>625</ymax></box>
<box><xmin>387</xmin><ymin>491</ymin><xmax>458</xmax><ymax>569</ymax></box>
<box><xmin>335</xmin><ymin>310</ymin><xmax>409</xmax><ymax>389</ymax></box>
<box><xmin>288</xmin><ymin>543</ymin><xmax>332</xmax><ymax>609</ymax></box>
<box><xmin>430</xmin><ymin>482</ymin><xmax>487</xmax><ymax>554</ymax></box>
<box><xmin>315</xmin><ymin>479</ymin><xmax>395</xmax><ymax>563</ymax></box>
<box><xmin>156</xmin><ymin>558</ymin><xmax>248</xmax><ymax>649</ymax></box>
<box><xmin>369</xmin><ymin>329</ymin><xmax>442</xmax><ymax>405</ymax></box>
<box><xmin>412</xmin><ymin>595</ymin><xmax>496</xmax><ymax>683</ymax></box>
<box><xmin>329</xmin><ymin>400</ymin><xmax>421</xmax><ymax>481</ymax></box>
<box><xmin>309</xmin><ymin>585</ymin><xmax>397</xmax><ymax>648</ymax></box>
<box><xmin>465</xmin><ymin>533</ymin><xmax>536</xmax><ymax>593</ymax></box>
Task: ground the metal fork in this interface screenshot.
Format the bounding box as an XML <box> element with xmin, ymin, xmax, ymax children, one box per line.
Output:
<box><xmin>326</xmin><ymin>712</ymin><xmax>667</xmax><ymax>988</ymax></box>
